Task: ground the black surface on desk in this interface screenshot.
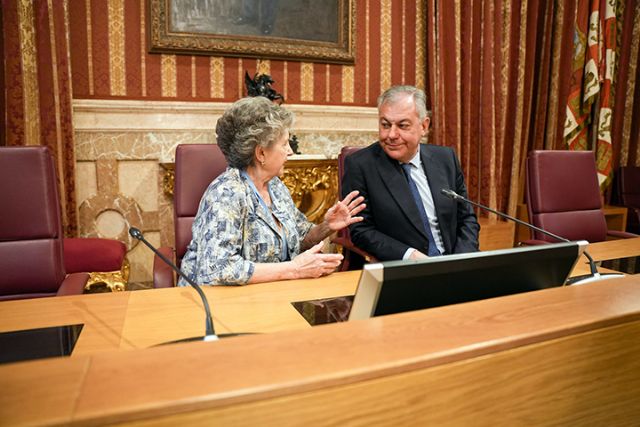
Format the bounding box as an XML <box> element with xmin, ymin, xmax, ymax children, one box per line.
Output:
<box><xmin>0</xmin><ymin>324</ymin><xmax>83</xmax><ymax>365</ymax></box>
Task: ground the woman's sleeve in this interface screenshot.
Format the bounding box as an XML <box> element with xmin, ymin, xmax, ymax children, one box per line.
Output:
<box><xmin>192</xmin><ymin>185</ymin><xmax>255</xmax><ymax>285</ymax></box>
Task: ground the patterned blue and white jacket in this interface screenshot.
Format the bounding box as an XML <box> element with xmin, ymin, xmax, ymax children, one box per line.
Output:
<box><xmin>178</xmin><ymin>167</ymin><xmax>313</xmax><ymax>285</ymax></box>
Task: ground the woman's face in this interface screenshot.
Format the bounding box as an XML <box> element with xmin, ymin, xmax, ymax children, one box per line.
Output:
<box><xmin>262</xmin><ymin>130</ymin><xmax>293</xmax><ymax>178</ymax></box>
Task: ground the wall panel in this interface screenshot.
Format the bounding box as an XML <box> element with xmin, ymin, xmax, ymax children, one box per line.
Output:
<box><xmin>68</xmin><ymin>0</ymin><xmax>426</xmax><ymax>105</ymax></box>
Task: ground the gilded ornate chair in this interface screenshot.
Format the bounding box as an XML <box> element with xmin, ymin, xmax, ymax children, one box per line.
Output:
<box><xmin>0</xmin><ymin>146</ymin><xmax>89</xmax><ymax>300</ymax></box>
<box><xmin>153</xmin><ymin>144</ymin><xmax>228</xmax><ymax>288</ymax></box>
<box><xmin>524</xmin><ymin>150</ymin><xmax>637</xmax><ymax>244</ymax></box>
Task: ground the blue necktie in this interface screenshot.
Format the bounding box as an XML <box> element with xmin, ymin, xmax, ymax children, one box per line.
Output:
<box><xmin>401</xmin><ymin>163</ymin><xmax>441</xmax><ymax>257</ymax></box>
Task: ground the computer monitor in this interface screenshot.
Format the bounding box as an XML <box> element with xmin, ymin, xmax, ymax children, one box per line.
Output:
<box><xmin>348</xmin><ymin>241</ymin><xmax>587</xmax><ymax>320</ymax></box>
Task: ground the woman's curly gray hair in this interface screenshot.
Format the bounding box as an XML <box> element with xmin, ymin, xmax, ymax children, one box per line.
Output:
<box><xmin>216</xmin><ymin>97</ymin><xmax>294</xmax><ymax>169</ymax></box>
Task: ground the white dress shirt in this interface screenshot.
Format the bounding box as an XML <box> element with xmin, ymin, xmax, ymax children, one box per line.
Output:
<box><xmin>401</xmin><ymin>150</ymin><xmax>445</xmax><ymax>259</ymax></box>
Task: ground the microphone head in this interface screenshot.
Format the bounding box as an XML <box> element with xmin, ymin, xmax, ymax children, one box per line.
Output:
<box><xmin>129</xmin><ymin>227</ymin><xmax>143</xmax><ymax>240</ymax></box>
<box><xmin>440</xmin><ymin>188</ymin><xmax>459</xmax><ymax>200</ymax></box>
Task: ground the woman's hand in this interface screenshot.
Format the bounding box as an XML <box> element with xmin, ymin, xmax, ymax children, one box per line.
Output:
<box><xmin>324</xmin><ymin>190</ymin><xmax>366</xmax><ymax>231</ymax></box>
<box><xmin>290</xmin><ymin>241</ymin><xmax>343</xmax><ymax>279</ymax></box>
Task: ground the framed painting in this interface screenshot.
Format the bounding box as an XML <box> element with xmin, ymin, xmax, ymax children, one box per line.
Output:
<box><xmin>148</xmin><ymin>0</ymin><xmax>355</xmax><ymax>64</ymax></box>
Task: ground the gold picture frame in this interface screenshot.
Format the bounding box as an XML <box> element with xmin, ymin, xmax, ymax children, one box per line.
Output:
<box><xmin>148</xmin><ymin>0</ymin><xmax>355</xmax><ymax>64</ymax></box>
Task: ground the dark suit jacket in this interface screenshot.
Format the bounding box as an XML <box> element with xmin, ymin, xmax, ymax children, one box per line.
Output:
<box><xmin>342</xmin><ymin>143</ymin><xmax>480</xmax><ymax>261</ymax></box>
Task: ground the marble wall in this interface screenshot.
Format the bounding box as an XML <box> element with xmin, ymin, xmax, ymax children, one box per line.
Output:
<box><xmin>73</xmin><ymin>99</ymin><xmax>378</xmax><ymax>283</ymax></box>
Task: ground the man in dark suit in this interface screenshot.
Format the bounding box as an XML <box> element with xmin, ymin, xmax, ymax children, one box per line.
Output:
<box><xmin>342</xmin><ymin>85</ymin><xmax>479</xmax><ymax>261</ymax></box>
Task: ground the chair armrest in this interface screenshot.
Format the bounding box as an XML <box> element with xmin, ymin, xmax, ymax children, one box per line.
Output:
<box><xmin>331</xmin><ymin>236</ymin><xmax>379</xmax><ymax>263</ymax></box>
<box><xmin>606</xmin><ymin>230</ymin><xmax>639</xmax><ymax>239</ymax></box>
<box><xmin>153</xmin><ymin>246</ymin><xmax>176</xmax><ymax>288</ymax></box>
<box><xmin>57</xmin><ymin>273</ymin><xmax>90</xmax><ymax>296</ymax></box>
<box><xmin>63</xmin><ymin>238</ymin><xmax>126</xmax><ymax>273</ymax></box>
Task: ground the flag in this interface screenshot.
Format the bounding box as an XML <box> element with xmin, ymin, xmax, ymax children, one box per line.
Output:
<box><xmin>563</xmin><ymin>0</ymin><xmax>617</xmax><ymax>187</ymax></box>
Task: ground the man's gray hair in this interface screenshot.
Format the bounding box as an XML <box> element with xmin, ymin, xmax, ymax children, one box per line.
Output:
<box><xmin>377</xmin><ymin>85</ymin><xmax>429</xmax><ymax>120</ymax></box>
<box><xmin>216</xmin><ymin>97</ymin><xmax>294</xmax><ymax>169</ymax></box>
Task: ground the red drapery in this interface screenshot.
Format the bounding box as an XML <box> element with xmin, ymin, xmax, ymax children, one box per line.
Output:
<box><xmin>1</xmin><ymin>0</ymin><xmax>77</xmax><ymax>235</ymax></box>
<box><xmin>3</xmin><ymin>0</ymin><xmax>639</xmax><ymax>228</ymax></box>
<box><xmin>426</xmin><ymin>0</ymin><xmax>640</xmax><ymax>216</ymax></box>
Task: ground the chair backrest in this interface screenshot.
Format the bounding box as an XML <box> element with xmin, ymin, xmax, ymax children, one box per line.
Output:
<box><xmin>616</xmin><ymin>166</ymin><xmax>640</xmax><ymax>208</ymax></box>
<box><xmin>525</xmin><ymin>150</ymin><xmax>607</xmax><ymax>243</ymax></box>
<box><xmin>337</xmin><ymin>146</ymin><xmax>363</xmax><ymax>238</ymax></box>
<box><xmin>174</xmin><ymin>144</ymin><xmax>227</xmax><ymax>265</ymax></box>
<box><xmin>0</xmin><ymin>146</ymin><xmax>66</xmax><ymax>299</ymax></box>
<box><xmin>337</xmin><ymin>146</ymin><xmax>363</xmax><ymax>197</ymax></box>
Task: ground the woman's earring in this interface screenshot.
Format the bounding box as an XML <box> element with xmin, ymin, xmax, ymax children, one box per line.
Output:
<box><xmin>261</xmin><ymin>160</ymin><xmax>265</xmax><ymax>166</ymax></box>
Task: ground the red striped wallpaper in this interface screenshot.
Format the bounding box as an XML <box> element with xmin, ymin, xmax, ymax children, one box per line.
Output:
<box><xmin>68</xmin><ymin>0</ymin><xmax>425</xmax><ymax>106</ymax></box>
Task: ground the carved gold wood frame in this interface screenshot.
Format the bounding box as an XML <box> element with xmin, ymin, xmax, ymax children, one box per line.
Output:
<box><xmin>148</xmin><ymin>0</ymin><xmax>355</xmax><ymax>64</ymax></box>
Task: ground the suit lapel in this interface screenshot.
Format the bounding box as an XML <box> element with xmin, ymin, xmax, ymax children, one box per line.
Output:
<box><xmin>421</xmin><ymin>145</ymin><xmax>444</xmax><ymax>194</ymax></box>
<box><xmin>420</xmin><ymin>145</ymin><xmax>451</xmax><ymax>253</ymax></box>
<box><xmin>375</xmin><ymin>146</ymin><xmax>429</xmax><ymax>240</ymax></box>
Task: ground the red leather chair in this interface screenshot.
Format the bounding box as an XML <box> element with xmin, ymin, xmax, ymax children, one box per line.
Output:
<box><xmin>153</xmin><ymin>144</ymin><xmax>227</xmax><ymax>288</ymax></box>
<box><xmin>63</xmin><ymin>237</ymin><xmax>127</xmax><ymax>292</ymax></box>
<box><xmin>613</xmin><ymin>166</ymin><xmax>640</xmax><ymax>235</ymax></box>
<box><xmin>331</xmin><ymin>146</ymin><xmax>378</xmax><ymax>271</ymax></box>
<box><xmin>0</xmin><ymin>146</ymin><xmax>89</xmax><ymax>300</ymax></box>
<box><xmin>524</xmin><ymin>150</ymin><xmax>636</xmax><ymax>244</ymax></box>
<box><xmin>63</xmin><ymin>237</ymin><xmax>126</xmax><ymax>275</ymax></box>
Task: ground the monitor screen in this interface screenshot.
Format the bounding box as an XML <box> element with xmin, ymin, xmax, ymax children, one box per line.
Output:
<box><xmin>348</xmin><ymin>241</ymin><xmax>586</xmax><ymax>320</ymax></box>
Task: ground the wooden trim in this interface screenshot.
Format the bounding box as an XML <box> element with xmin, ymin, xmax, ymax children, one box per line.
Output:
<box><xmin>116</xmin><ymin>321</ymin><xmax>640</xmax><ymax>426</ymax></box>
<box><xmin>2</xmin><ymin>240</ymin><xmax>640</xmax><ymax>425</ymax></box>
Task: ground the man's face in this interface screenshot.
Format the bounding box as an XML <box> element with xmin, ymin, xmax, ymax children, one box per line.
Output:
<box><xmin>378</xmin><ymin>94</ymin><xmax>430</xmax><ymax>164</ymax></box>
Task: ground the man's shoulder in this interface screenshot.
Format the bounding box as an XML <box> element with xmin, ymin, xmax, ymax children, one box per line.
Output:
<box><xmin>422</xmin><ymin>143</ymin><xmax>455</xmax><ymax>155</ymax></box>
<box><xmin>347</xmin><ymin>142</ymin><xmax>382</xmax><ymax>163</ymax></box>
<box><xmin>421</xmin><ymin>144</ymin><xmax>457</xmax><ymax>162</ymax></box>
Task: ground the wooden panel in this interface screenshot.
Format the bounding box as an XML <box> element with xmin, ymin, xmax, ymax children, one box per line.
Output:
<box><xmin>604</xmin><ymin>205</ymin><xmax>628</xmax><ymax>232</ymax></box>
<box><xmin>478</xmin><ymin>218</ymin><xmax>515</xmax><ymax>251</ymax></box>
<box><xmin>579</xmin><ymin>236</ymin><xmax>640</xmax><ymax>262</ymax></box>
<box><xmin>0</xmin><ymin>290</ymin><xmax>131</xmax><ymax>354</ymax></box>
<box><xmin>0</xmin><ymin>356</ymin><xmax>91</xmax><ymax>426</ymax></box>
<box><xmin>1</xmin><ymin>240</ymin><xmax>640</xmax><ymax>426</ymax></box>
<box><xmin>121</xmin><ymin>321</ymin><xmax>640</xmax><ymax>427</ymax></box>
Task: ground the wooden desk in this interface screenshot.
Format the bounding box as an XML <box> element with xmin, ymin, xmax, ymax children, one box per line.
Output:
<box><xmin>2</xmin><ymin>239</ymin><xmax>640</xmax><ymax>426</ymax></box>
<box><xmin>578</xmin><ymin>236</ymin><xmax>640</xmax><ymax>262</ymax></box>
<box><xmin>0</xmin><ymin>270</ymin><xmax>361</xmax><ymax>354</ymax></box>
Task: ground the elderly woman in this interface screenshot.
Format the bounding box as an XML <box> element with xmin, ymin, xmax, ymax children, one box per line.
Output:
<box><xmin>179</xmin><ymin>97</ymin><xmax>365</xmax><ymax>286</ymax></box>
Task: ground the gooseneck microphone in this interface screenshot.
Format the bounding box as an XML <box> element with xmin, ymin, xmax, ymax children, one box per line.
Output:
<box><xmin>440</xmin><ymin>188</ymin><xmax>623</xmax><ymax>284</ymax></box>
<box><xmin>129</xmin><ymin>227</ymin><xmax>218</xmax><ymax>342</ymax></box>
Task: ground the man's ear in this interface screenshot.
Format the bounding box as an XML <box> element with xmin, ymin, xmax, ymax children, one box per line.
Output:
<box><xmin>421</xmin><ymin>116</ymin><xmax>431</xmax><ymax>136</ymax></box>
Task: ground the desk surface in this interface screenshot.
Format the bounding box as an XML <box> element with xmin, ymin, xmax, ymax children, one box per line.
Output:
<box><xmin>2</xmin><ymin>238</ymin><xmax>640</xmax><ymax>426</ymax></box>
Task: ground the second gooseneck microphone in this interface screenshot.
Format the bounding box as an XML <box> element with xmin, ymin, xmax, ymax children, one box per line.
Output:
<box><xmin>129</xmin><ymin>227</ymin><xmax>218</xmax><ymax>342</ymax></box>
<box><xmin>440</xmin><ymin>188</ymin><xmax>623</xmax><ymax>284</ymax></box>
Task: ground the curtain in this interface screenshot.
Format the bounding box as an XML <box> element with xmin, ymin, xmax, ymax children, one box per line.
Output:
<box><xmin>2</xmin><ymin>0</ymin><xmax>77</xmax><ymax>235</ymax></box>
<box><xmin>426</xmin><ymin>0</ymin><xmax>640</xmax><ymax>217</ymax></box>
<box><xmin>612</xmin><ymin>1</ymin><xmax>640</xmax><ymax>170</ymax></box>
<box><xmin>3</xmin><ymin>0</ymin><xmax>639</xmax><ymax>232</ymax></box>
